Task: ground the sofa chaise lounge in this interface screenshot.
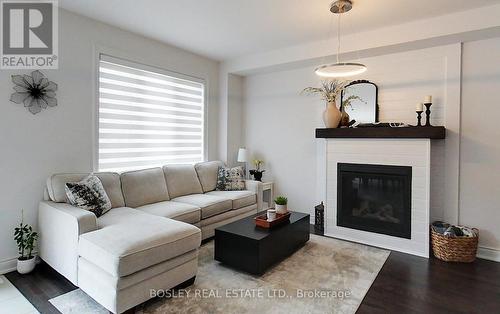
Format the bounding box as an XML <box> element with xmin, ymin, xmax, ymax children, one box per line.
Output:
<box><xmin>38</xmin><ymin>161</ymin><xmax>263</xmax><ymax>313</ymax></box>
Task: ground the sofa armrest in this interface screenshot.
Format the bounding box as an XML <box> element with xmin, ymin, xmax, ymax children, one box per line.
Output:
<box><xmin>245</xmin><ymin>180</ymin><xmax>263</xmax><ymax>211</ymax></box>
<box><xmin>38</xmin><ymin>201</ymin><xmax>98</xmax><ymax>285</ymax></box>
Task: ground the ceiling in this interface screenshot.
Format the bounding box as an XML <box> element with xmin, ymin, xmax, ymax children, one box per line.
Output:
<box><xmin>59</xmin><ymin>0</ymin><xmax>500</xmax><ymax>61</ymax></box>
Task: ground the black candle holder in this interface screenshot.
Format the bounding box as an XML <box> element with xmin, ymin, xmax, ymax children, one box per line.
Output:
<box><xmin>314</xmin><ymin>202</ymin><xmax>325</xmax><ymax>234</ymax></box>
<box><xmin>424</xmin><ymin>102</ymin><xmax>432</xmax><ymax>126</ymax></box>
<box><xmin>416</xmin><ymin>111</ymin><xmax>423</xmax><ymax>126</ymax></box>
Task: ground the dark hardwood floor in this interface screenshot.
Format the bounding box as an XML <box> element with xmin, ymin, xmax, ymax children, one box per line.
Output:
<box><xmin>5</xmin><ymin>261</ymin><xmax>76</xmax><ymax>314</ymax></box>
<box><xmin>311</xmin><ymin>226</ymin><xmax>500</xmax><ymax>313</ymax></box>
<box><xmin>5</xmin><ymin>226</ymin><xmax>500</xmax><ymax>314</ymax></box>
<box><xmin>358</xmin><ymin>251</ymin><xmax>500</xmax><ymax>314</ymax></box>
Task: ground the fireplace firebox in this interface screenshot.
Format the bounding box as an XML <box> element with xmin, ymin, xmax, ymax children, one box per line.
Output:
<box><xmin>337</xmin><ymin>163</ymin><xmax>412</xmax><ymax>239</ymax></box>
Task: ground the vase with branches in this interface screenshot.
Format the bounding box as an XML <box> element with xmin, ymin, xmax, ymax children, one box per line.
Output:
<box><xmin>302</xmin><ymin>80</ymin><xmax>362</xmax><ymax>128</ymax></box>
<box><xmin>14</xmin><ymin>209</ymin><xmax>38</xmax><ymax>274</ymax></box>
<box><xmin>339</xmin><ymin>94</ymin><xmax>365</xmax><ymax>126</ymax></box>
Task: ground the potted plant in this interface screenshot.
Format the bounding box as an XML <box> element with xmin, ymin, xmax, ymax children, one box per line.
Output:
<box><xmin>302</xmin><ymin>80</ymin><xmax>361</xmax><ymax>128</ymax></box>
<box><xmin>14</xmin><ymin>210</ymin><xmax>38</xmax><ymax>274</ymax></box>
<box><xmin>249</xmin><ymin>159</ymin><xmax>265</xmax><ymax>181</ymax></box>
<box><xmin>274</xmin><ymin>196</ymin><xmax>288</xmax><ymax>214</ymax></box>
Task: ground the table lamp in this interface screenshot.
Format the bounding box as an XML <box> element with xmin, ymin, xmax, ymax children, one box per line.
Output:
<box><xmin>237</xmin><ymin>148</ymin><xmax>248</xmax><ymax>179</ymax></box>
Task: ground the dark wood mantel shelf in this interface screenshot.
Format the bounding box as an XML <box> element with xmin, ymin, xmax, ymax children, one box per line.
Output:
<box><xmin>315</xmin><ymin>126</ymin><xmax>446</xmax><ymax>139</ymax></box>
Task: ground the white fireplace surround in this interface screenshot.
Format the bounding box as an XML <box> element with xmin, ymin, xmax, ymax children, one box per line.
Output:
<box><xmin>323</xmin><ymin>138</ymin><xmax>431</xmax><ymax>257</ymax></box>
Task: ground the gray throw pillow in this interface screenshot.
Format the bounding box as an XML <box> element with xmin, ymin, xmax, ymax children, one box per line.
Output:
<box><xmin>65</xmin><ymin>175</ymin><xmax>112</xmax><ymax>217</ymax></box>
<box><xmin>216</xmin><ymin>166</ymin><xmax>245</xmax><ymax>191</ymax></box>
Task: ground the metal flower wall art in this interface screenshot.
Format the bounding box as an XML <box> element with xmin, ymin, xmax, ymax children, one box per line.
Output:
<box><xmin>10</xmin><ymin>70</ymin><xmax>58</xmax><ymax>115</ymax></box>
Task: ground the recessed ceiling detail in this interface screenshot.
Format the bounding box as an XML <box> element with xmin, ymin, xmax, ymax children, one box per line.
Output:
<box><xmin>59</xmin><ymin>0</ymin><xmax>500</xmax><ymax>61</ymax></box>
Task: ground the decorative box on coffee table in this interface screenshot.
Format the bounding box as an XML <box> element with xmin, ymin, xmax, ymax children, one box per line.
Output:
<box><xmin>254</xmin><ymin>211</ymin><xmax>291</xmax><ymax>228</ymax></box>
<box><xmin>214</xmin><ymin>211</ymin><xmax>310</xmax><ymax>275</ymax></box>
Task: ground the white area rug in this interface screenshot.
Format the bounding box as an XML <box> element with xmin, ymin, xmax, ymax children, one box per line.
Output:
<box><xmin>0</xmin><ymin>275</ymin><xmax>39</xmax><ymax>314</ymax></box>
<box><xmin>50</xmin><ymin>235</ymin><xmax>389</xmax><ymax>314</ymax></box>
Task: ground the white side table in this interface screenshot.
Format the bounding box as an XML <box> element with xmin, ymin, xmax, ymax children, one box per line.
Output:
<box><xmin>261</xmin><ymin>181</ymin><xmax>274</xmax><ymax>210</ymax></box>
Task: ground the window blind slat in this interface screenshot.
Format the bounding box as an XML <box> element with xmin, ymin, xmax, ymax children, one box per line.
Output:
<box><xmin>99</xmin><ymin>82</ymin><xmax>202</xmax><ymax>103</ymax></box>
<box><xmin>99</xmin><ymin>78</ymin><xmax>203</xmax><ymax>100</ymax></box>
<box><xmin>99</xmin><ymin>118</ymin><xmax>202</xmax><ymax>129</ymax></box>
<box><xmin>99</xmin><ymin>138</ymin><xmax>202</xmax><ymax>144</ymax></box>
<box><xmin>99</xmin><ymin>108</ymin><xmax>202</xmax><ymax>122</ymax></box>
<box><xmin>98</xmin><ymin>56</ymin><xmax>204</xmax><ymax>172</ymax></box>
<box><xmin>100</xmin><ymin>147</ymin><xmax>202</xmax><ymax>154</ymax></box>
<box><xmin>99</xmin><ymin>160</ymin><xmax>200</xmax><ymax>173</ymax></box>
<box><xmin>99</xmin><ymin>129</ymin><xmax>203</xmax><ymax>136</ymax></box>
<box><xmin>99</xmin><ymin>151</ymin><xmax>203</xmax><ymax>160</ymax></box>
<box><xmin>99</xmin><ymin>88</ymin><xmax>202</xmax><ymax>107</ymax></box>
<box><xmin>99</xmin><ymin>60</ymin><xmax>203</xmax><ymax>91</ymax></box>
<box><xmin>99</xmin><ymin>72</ymin><xmax>203</xmax><ymax>97</ymax></box>
<box><xmin>99</xmin><ymin>154</ymin><xmax>203</xmax><ymax>164</ymax></box>
<box><xmin>99</xmin><ymin>98</ymin><xmax>202</xmax><ymax>114</ymax></box>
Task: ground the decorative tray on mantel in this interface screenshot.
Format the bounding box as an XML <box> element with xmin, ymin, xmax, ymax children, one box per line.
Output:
<box><xmin>254</xmin><ymin>212</ymin><xmax>291</xmax><ymax>229</ymax></box>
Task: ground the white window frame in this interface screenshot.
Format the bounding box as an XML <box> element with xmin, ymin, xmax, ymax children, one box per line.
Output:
<box><xmin>93</xmin><ymin>50</ymin><xmax>208</xmax><ymax>172</ymax></box>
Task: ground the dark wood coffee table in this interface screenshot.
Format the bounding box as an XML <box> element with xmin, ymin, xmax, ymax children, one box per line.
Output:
<box><xmin>214</xmin><ymin>211</ymin><xmax>310</xmax><ymax>275</ymax></box>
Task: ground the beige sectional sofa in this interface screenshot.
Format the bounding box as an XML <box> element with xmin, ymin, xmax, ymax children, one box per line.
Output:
<box><xmin>38</xmin><ymin>161</ymin><xmax>263</xmax><ymax>313</ymax></box>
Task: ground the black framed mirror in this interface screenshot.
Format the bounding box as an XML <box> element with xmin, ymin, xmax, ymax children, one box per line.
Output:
<box><xmin>341</xmin><ymin>80</ymin><xmax>378</xmax><ymax>123</ymax></box>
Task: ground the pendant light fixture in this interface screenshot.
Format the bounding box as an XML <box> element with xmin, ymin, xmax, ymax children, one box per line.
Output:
<box><xmin>315</xmin><ymin>0</ymin><xmax>367</xmax><ymax>78</ymax></box>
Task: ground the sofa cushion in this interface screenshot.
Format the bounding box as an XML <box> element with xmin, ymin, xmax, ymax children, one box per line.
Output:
<box><xmin>97</xmin><ymin>207</ymin><xmax>146</xmax><ymax>228</ymax></box>
<box><xmin>80</xmin><ymin>209</ymin><xmax>200</xmax><ymax>277</ymax></box>
<box><xmin>205</xmin><ymin>190</ymin><xmax>257</xmax><ymax>209</ymax></box>
<box><xmin>65</xmin><ymin>175</ymin><xmax>112</xmax><ymax>217</ymax></box>
<box><xmin>172</xmin><ymin>194</ymin><xmax>232</xmax><ymax>219</ymax></box>
<box><xmin>78</xmin><ymin>249</ymin><xmax>198</xmax><ymax>291</ymax></box>
<box><xmin>163</xmin><ymin>165</ymin><xmax>203</xmax><ymax>199</ymax></box>
<box><xmin>194</xmin><ymin>161</ymin><xmax>224</xmax><ymax>192</ymax></box>
<box><xmin>121</xmin><ymin>168</ymin><xmax>169</xmax><ymax>208</ymax></box>
<box><xmin>200</xmin><ymin>203</ymin><xmax>257</xmax><ymax>227</ymax></box>
<box><xmin>47</xmin><ymin>172</ymin><xmax>125</xmax><ymax>208</ymax></box>
<box><xmin>137</xmin><ymin>201</ymin><xmax>201</xmax><ymax>224</ymax></box>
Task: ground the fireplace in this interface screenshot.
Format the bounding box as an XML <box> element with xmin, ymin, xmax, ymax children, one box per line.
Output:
<box><xmin>337</xmin><ymin>163</ymin><xmax>412</xmax><ymax>239</ymax></box>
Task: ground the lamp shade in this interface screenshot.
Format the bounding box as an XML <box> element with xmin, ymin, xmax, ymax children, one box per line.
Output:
<box><xmin>237</xmin><ymin>148</ymin><xmax>247</xmax><ymax>162</ymax></box>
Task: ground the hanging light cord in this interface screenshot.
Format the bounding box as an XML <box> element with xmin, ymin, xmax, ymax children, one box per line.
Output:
<box><xmin>336</xmin><ymin>5</ymin><xmax>342</xmax><ymax>64</ymax></box>
<box><xmin>314</xmin><ymin>1</ymin><xmax>367</xmax><ymax>77</ymax></box>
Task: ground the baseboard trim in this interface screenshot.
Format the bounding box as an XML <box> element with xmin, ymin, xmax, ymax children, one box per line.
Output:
<box><xmin>477</xmin><ymin>246</ymin><xmax>500</xmax><ymax>262</ymax></box>
<box><xmin>0</xmin><ymin>257</ymin><xmax>17</xmax><ymax>275</ymax></box>
<box><xmin>0</xmin><ymin>252</ymin><xmax>41</xmax><ymax>275</ymax></box>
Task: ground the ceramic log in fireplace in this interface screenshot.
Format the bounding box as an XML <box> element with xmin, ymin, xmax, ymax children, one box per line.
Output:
<box><xmin>337</xmin><ymin>163</ymin><xmax>412</xmax><ymax>239</ymax></box>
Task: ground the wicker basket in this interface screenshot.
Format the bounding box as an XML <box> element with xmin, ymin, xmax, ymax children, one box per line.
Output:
<box><xmin>430</xmin><ymin>227</ymin><xmax>479</xmax><ymax>263</ymax></box>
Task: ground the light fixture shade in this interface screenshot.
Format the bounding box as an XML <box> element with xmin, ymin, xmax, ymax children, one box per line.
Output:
<box><xmin>237</xmin><ymin>148</ymin><xmax>247</xmax><ymax>162</ymax></box>
<box><xmin>315</xmin><ymin>62</ymin><xmax>367</xmax><ymax>78</ymax></box>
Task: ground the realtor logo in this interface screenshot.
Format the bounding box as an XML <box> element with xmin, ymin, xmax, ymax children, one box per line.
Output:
<box><xmin>1</xmin><ymin>0</ymin><xmax>58</xmax><ymax>69</ymax></box>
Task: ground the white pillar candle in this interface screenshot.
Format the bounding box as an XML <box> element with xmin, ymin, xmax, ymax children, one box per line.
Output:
<box><xmin>424</xmin><ymin>95</ymin><xmax>432</xmax><ymax>103</ymax></box>
<box><xmin>416</xmin><ymin>103</ymin><xmax>423</xmax><ymax>112</ymax></box>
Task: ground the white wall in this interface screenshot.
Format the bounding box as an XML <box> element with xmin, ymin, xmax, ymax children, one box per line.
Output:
<box><xmin>460</xmin><ymin>38</ymin><xmax>500</xmax><ymax>258</ymax></box>
<box><xmin>226</xmin><ymin>74</ymin><xmax>245</xmax><ymax>166</ymax></box>
<box><xmin>243</xmin><ymin>45</ymin><xmax>459</xmax><ymax>221</ymax></box>
<box><xmin>218</xmin><ymin>72</ymin><xmax>245</xmax><ymax>167</ymax></box>
<box><xmin>243</xmin><ymin>66</ymin><xmax>323</xmax><ymax>211</ymax></box>
<box><xmin>0</xmin><ymin>9</ymin><xmax>219</xmax><ymax>273</ymax></box>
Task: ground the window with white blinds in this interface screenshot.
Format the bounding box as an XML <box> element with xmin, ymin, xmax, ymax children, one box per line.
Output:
<box><xmin>98</xmin><ymin>55</ymin><xmax>205</xmax><ymax>172</ymax></box>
